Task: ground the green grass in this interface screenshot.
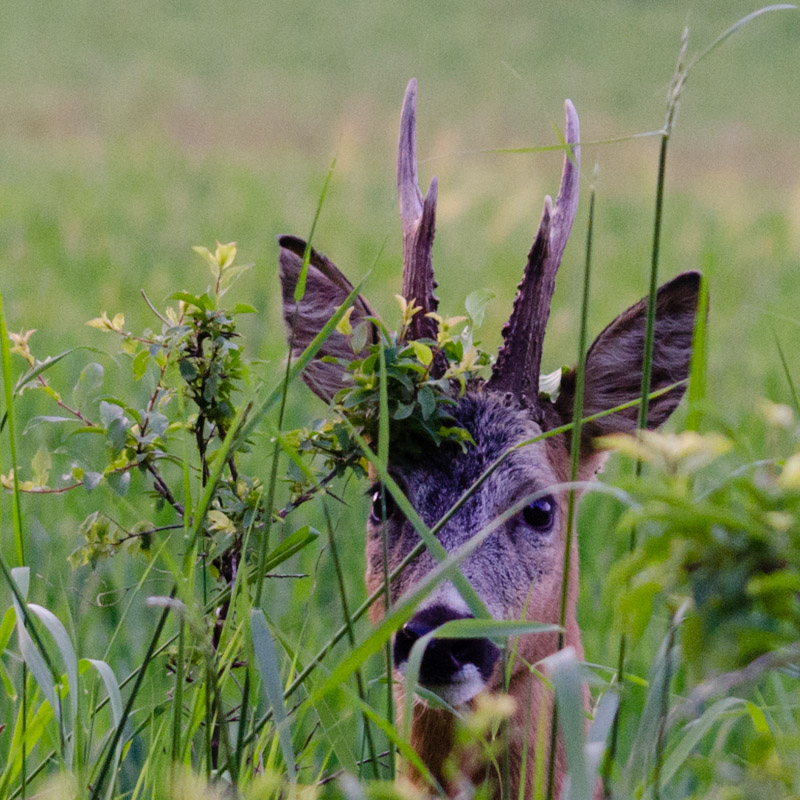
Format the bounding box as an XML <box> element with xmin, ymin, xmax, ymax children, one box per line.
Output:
<box><xmin>1</xmin><ymin>2</ymin><xmax>799</xmax><ymax>798</ymax></box>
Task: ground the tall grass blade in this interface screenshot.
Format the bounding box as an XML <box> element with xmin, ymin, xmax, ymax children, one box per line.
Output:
<box><xmin>171</xmin><ymin>620</ymin><xmax>186</xmax><ymax>766</ymax></box>
<box><xmin>687</xmin><ymin>5</ymin><xmax>797</xmax><ymax>73</ymax></box>
<box><xmin>544</xmin><ymin>647</ymin><xmax>591</xmax><ymax>800</ymax></box>
<box><xmin>0</xmin><ymin>293</ymin><xmax>24</xmax><ymax>564</ymax></box>
<box><xmin>685</xmin><ymin>269</ymin><xmax>710</xmax><ymax>431</ymax></box>
<box><xmin>586</xmin><ymin>692</ymin><xmax>620</xmax><ymax>786</ymax></box>
<box><xmin>26</xmin><ymin>603</ymin><xmax>79</xmax><ymax>766</ymax></box>
<box><xmin>773</xmin><ymin>330</ymin><xmax>800</xmax><ymax>415</ymax></box>
<box><xmin>620</xmin><ymin>602</ymin><xmax>688</xmax><ymax>796</ymax></box>
<box><xmin>9</xmin><ymin>569</ymin><xmax>59</xmax><ymax>725</ymax></box>
<box><xmin>322</xmin><ymin>503</ymin><xmax>380</xmax><ymax>778</ymax></box>
<box><xmin>294</xmin><ymin>158</ymin><xmax>336</xmax><ymax>303</ymax></box>
<box><xmin>377</xmin><ymin>340</ymin><xmax>396</xmax><ymax>777</ymax></box>
<box><xmin>335</xmin><ymin>679</ymin><xmax>445</xmax><ymax>795</ymax></box>
<box><xmin>83</xmin><ymin>659</ymin><xmax>123</xmax><ymax>800</ymax></box>
<box><xmin>608</xmin><ymin>34</ymin><xmax>688</xmax><ymax>790</ymax></box>
<box><xmin>250</xmin><ymin>609</ymin><xmax>297</xmax><ymax>779</ymax></box>
<box><xmin>640</xmin><ymin>698</ymin><xmax>747</xmax><ymax>800</ymax></box>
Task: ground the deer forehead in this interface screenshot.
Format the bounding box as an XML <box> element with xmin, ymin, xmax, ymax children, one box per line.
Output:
<box><xmin>396</xmin><ymin>391</ymin><xmax>562</xmax><ymax>520</ymax></box>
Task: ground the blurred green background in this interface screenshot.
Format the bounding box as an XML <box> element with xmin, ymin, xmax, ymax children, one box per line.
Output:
<box><xmin>2</xmin><ymin>0</ymin><xmax>799</xmax><ymax>408</ymax></box>
<box><xmin>0</xmin><ymin>0</ymin><xmax>798</xmax><ymax>771</ymax></box>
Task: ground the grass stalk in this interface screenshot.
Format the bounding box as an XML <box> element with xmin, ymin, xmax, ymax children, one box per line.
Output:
<box><xmin>774</xmin><ymin>331</ymin><xmax>800</xmax><ymax>416</ymax></box>
<box><xmin>0</xmin><ymin>292</ymin><xmax>25</xmax><ymax>565</ymax></box>
<box><xmin>323</xmin><ymin>503</ymin><xmax>380</xmax><ymax>779</ymax></box>
<box><xmin>547</xmin><ymin>178</ymin><xmax>596</xmax><ymax>800</ymax></box>
<box><xmin>605</xmin><ymin>33</ymin><xmax>687</xmax><ymax>790</ymax></box>
<box><xmin>171</xmin><ymin>619</ymin><xmax>186</xmax><ymax>764</ymax></box>
<box><xmin>378</xmin><ymin>342</ymin><xmax>397</xmax><ymax>777</ymax></box>
<box><xmin>685</xmin><ymin>267</ymin><xmax>710</xmax><ymax>431</ymax></box>
<box><xmin>652</xmin><ymin>616</ymin><xmax>677</xmax><ymax>800</ymax></box>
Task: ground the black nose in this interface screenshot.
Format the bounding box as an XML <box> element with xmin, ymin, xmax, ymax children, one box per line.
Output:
<box><xmin>393</xmin><ymin>604</ymin><xmax>500</xmax><ymax>686</ymax></box>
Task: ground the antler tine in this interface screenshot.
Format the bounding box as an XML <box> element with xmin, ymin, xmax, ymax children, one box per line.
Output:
<box><xmin>488</xmin><ymin>100</ymin><xmax>581</xmax><ymax>404</ymax></box>
<box><xmin>398</xmin><ymin>78</ymin><xmax>440</xmax><ymax>344</ymax></box>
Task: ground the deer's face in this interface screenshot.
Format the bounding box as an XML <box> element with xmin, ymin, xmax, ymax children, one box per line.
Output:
<box><xmin>279</xmin><ymin>80</ymin><xmax>700</xmax><ymax>709</ymax></box>
<box><xmin>365</xmin><ymin>394</ymin><xmax>570</xmax><ymax>704</ymax></box>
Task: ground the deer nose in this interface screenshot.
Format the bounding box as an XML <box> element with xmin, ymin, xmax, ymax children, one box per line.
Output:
<box><xmin>393</xmin><ymin>604</ymin><xmax>500</xmax><ymax>687</ymax></box>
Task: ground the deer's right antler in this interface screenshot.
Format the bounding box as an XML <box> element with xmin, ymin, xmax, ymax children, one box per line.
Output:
<box><xmin>488</xmin><ymin>100</ymin><xmax>581</xmax><ymax>406</ymax></box>
<box><xmin>398</xmin><ymin>78</ymin><xmax>440</xmax><ymax>344</ymax></box>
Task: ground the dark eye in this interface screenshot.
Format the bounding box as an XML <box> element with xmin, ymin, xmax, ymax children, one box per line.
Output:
<box><xmin>370</xmin><ymin>486</ymin><xmax>397</xmax><ymax>523</ymax></box>
<box><xmin>521</xmin><ymin>495</ymin><xmax>556</xmax><ymax>531</ymax></box>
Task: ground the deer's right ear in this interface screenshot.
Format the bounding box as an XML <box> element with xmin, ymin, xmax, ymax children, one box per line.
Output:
<box><xmin>279</xmin><ymin>235</ymin><xmax>377</xmax><ymax>403</ymax></box>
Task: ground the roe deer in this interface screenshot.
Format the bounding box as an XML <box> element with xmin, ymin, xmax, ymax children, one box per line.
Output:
<box><xmin>278</xmin><ymin>80</ymin><xmax>700</xmax><ymax>797</ymax></box>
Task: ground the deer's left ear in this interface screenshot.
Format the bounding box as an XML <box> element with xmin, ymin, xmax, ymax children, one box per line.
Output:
<box><xmin>279</xmin><ymin>235</ymin><xmax>377</xmax><ymax>403</ymax></box>
<box><xmin>555</xmin><ymin>271</ymin><xmax>702</xmax><ymax>442</ymax></box>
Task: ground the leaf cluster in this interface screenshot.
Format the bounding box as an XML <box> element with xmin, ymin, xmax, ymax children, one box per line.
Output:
<box><xmin>319</xmin><ymin>293</ymin><xmax>494</xmax><ymax>466</ymax></box>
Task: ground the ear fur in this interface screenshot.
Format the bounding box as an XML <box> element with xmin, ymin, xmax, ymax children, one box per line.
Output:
<box><xmin>556</xmin><ymin>271</ymin><xmax>702</xmax><ymax>442</ymax></box>
<box><xmin>278</xmin><ymin>235</ymin><xmax>376</xmax><ymax>402</ymax></box>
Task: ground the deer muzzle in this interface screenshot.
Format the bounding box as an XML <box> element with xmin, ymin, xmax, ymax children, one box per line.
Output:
<box><xmin>393</xmin><ymin>604</ymin><xmax>501</xmax><ymax>706</ymax></box>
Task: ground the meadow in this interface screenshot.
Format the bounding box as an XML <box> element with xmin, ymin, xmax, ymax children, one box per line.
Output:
<box><xmin>0</xmin><ymin>1</ymin><xmax>799</xmax><ymax>798</ymax></box>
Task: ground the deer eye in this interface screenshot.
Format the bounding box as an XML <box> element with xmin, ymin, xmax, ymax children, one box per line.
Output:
<box><xmin>521</xmin><ymin>495</ymin><xmax>556</xmax><ymax>531</ymax></box>
<box><xmin>370</xmin><ymin>486</ymin><xmax>397</xmax><ymax>523</ymax></box>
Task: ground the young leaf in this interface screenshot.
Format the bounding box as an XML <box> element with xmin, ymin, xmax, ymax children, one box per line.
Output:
<box><xmin>465</xmin><ymin>289</ymin><xmax>495</xmax><ymax>328</ymax></box>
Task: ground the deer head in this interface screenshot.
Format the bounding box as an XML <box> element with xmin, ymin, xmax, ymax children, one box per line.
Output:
<box><xmin>278</xmin><ymin>80</ymin><xmax>700</xmax><ymax>794</ymax></box>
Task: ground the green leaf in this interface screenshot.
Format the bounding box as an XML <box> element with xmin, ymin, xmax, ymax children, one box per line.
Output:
<box><xmin>262</xmin><ymin>525</ymin><xmax>319</xmax><ymax>573</ymax></box>
<box><xmin>170</xmin><ymin>291</ymin><xmax>208</xmax><ymax>310</ymax></box>
<box><xmin>350</xmin><ymin>321</ymin><xmax>369</xmax><ymax>355</ymax></box>
<box><xmin>72</xmin><ymin>362</ymin><xmax>104</xmax><ymax>409</ymax></box>
<box><xmin>192</xmin><ymin>245</ymin><xmax>219</xmax><ymax>277</ymax></box>
<box><xmin>106</xmin><ymin>417</ymin><xmax>129</xmax><ymax>453</ymax></box>
<box><xmin>393</xmin><ymin>402</ymin><xmax>414</xmax><ymax>420</ymax></box>
<box><xmin>233</xmin><ymin>303</ymin><xmax>257</xmax><ymax>314</ymax></box>
<box><xmin>106</xmin><ymin>471</ymin><xmax>131</xmax><ymax>497</ymax></box>
<box><xmin>465</xmin><ymin>289</ymin><xmax>495</xmax><ymax>328</ymax></box>
<box><xmin>31</xmin><ymin>447</ymin><xmax>51</xmax><ymax>487</ymax></box>
<box><xmin>411</xmin><ymin>340</ymin><xmax>433</xmax><ymax>366</ymax></box>
<box><xmin>0</xmin><ymin>607</ymin><xmax>15</xmax><ymax>655</ymax></box>
<box><xmin>219</xmin><ymin>264</ymin><xmax>253</xmax><ymax>293</ymax></box>
<box><xmin>418</xmin><ymin>384</ymin><xmax>436</xmax><ymax>420</ymax></box>
<box><xmin>132</xmin><ymin>349</ymin><xmax>150</xmax><ymax>381</ymax></box>
<box><xmin>83</xmin><ymin>472</ymin><xmax>103</xmax><ymax>492</ymax></box>
<box><xmin>13</xmin><ymin>348</ymin><xmax>83</xmax><ymax>396</ymax></box>
<box><xmin>178</xmin><ymin>359</ymin><xmax>198</xmax><ymax>381</ymax></box>
<box><xmin>23</xmin><ymin>415</ymin><xmax>80</xmax><ymax>435</ymax></box>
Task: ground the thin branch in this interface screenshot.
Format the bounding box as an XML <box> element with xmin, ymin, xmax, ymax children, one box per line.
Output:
<box><xmin>147</xmin><ymin>462</ymin><xmax>185</xmax><ymax>516</ymax></box>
